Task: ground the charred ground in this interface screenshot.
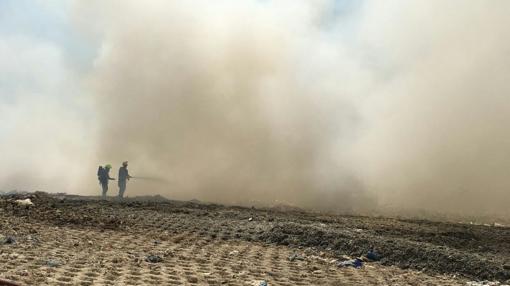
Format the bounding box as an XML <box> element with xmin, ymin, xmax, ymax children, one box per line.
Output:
<box><xmin>1</xmin><ymin>192</ymin><xmax>509</xmax><ymax>284</ymax></box>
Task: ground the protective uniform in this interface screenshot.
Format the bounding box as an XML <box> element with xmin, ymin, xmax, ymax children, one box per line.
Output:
<box><xmin>118</xmin><ymin>161</ymin><xmax>131</xmax><ymax>199</ymax></box>
<box><xmin>98</xmin><ymin>164</ymin><xmax>114</xmax><ymax>198</ymax></box>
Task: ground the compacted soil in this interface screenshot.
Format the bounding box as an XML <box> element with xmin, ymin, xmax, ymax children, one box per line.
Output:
<box><xmin>0</xmin><ymin>192</ymin><xmax>509</xmax><ymax>285</ymax></box>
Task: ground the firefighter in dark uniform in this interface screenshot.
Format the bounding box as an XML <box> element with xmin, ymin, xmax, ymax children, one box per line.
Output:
<box><xmin>118</xmin><ymin>161</ymin><xmax>132</xmax><ymax>199</ymax></box>
<box><xmin>98</xmin><ymin>164</ymin><xmax>115</xmax><ymax>199</ymax></box>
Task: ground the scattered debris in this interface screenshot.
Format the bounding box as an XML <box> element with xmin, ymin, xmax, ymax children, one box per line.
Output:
<box><xmin>248</xmin><ymin>217</ymin><xmax>253</xmax><ymax>221</ymax></box>
<box><xmin>228</xmin><ymin>250</ymin><xmax>239</xmax><ymax>256</ymax></box>
<box><xmin>15</xmin><ymin>199</ymin><xmax>33</xmax><ymax>207</ymax></box>
<box><xmin>0</xmin><ymin>192</ymin><xmax>508</xmax><ymax>283</ymax></box>
<box><xmin>337</xmin><ymin>258</ymin><xmax>363</xmax><ymax>268</ymax></box>
<box><xmin>145</xmin><ymin>255</ymin><xmax>163</xmax><ymax>263</ymax></box>
<box><xmin>45</xmin><ymin>259</ymin><xmax>62</xmax><ymax>267</ymax></box>
<box><xmin>466</xmin><ymin>281</ymin><xmax>507</xmax><ymax>286</ymax></box>
<box><xmin>259</xmin><ymin>280</ymin><xmax>268</xmax><ymax>286</ymax></box>
<box><xmin>288</xmin><ymin>252</ymin><xmax>305</xmax><ymax>262</ymax></box>
<box><xmin>365</xmin><ymin>249</ymin><xmax>381</xmax><ymax>261</ymax></box>
<box><xmin>339</xmin><ymin>254</ymin><xmax>352</xmax><ymax>261</ymax></box>
<box><xmin>2</xmin><ymin>236</ymin><xmax>16</xmax><ymax>244</ymax></box>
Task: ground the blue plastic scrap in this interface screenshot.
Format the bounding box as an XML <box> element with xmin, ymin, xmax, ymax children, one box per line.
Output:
<box><xmin>338</xmin><ymin>258</ymin><xmax>363</xmax><ymax>268</ymax></box>
<box><xmin>366</xmin><ymin>249</ymin><xmax>381</xmax><ymax>261</ymax></box>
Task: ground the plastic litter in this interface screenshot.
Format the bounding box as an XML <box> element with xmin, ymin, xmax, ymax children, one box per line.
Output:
<box><xmin>466</xmin><ymin>281</ymin><xmax>505</xmax><ymax>286</ymax></box>
<box><xmin>337</xmin><ymin>258</ymin><xmax>363</xmax><ymax>268</ymax></box>
<box><xmin>288</xmin><ymin>252</ymin><xmax>305</xmax><ymax>262</ymax></box>
<box><xmin>15</xmin><ymin>199</ymin><xmax>33</xmax><ymax>207</ymax></box>
<box><xmin>46</xmin><ymin>259</ymin><xmax>62</xmax><ymax>267</ymax></box>
<box><xmin>145</xmin><ymin>255</ymin><xmax>163</xmax><ymax>263</ymax></box>
<box><xmin>2</xmin><ymin>236</ymin><xmax>16</xmax><ymax>244</ymax></box>
<box><xmin>366</xmin><ymin>249</ymin><xmax>381</xmax><ymax>261</ymax></box>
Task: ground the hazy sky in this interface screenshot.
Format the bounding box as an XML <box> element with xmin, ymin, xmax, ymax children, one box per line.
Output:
<box><xmin>0</xmin><ymin>0</ymin><xmax>95</xmax><ymax>191</ymax></box>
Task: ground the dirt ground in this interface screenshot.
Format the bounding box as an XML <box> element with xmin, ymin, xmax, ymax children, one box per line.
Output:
<box><xmin>0</xmin><ymin>192</ymin><xmax>508</xmax><ymax>285</ymax></box>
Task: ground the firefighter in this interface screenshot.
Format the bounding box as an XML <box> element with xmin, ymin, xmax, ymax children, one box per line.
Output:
<box><xmin>98</xmin><ymin>164</ymin><xmax>115</xmax><ymax>199</ymax></box>
<box><xmin>118</xmin><ymin>161</ymin><xmax>132</xmax><ymax>199</ymax></box>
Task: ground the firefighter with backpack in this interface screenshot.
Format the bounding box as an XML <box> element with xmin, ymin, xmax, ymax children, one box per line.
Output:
<box><xmin>97</xmin><ymin>164</ymin><xmax>115</xmax><ymax>199</ymax></box>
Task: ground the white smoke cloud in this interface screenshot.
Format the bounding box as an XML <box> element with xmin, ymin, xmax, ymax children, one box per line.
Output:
<box><xmin>0</xmin><ymin>35</ymin><xmax>95</xmax><ymax>193</ymax></box>
<box><xmin>353</xmin><ymin>1</ymin><xmax>510</xmax><ymax>215</ymax></box>
<box><xmin>76</xmin><ymin>0</ymin><xmax>370</xmax><ymax>209</ymax></box>
<box><xmin>3</xmin><ymin>0</ymin><xmax>510</xmax><ymax>217</ymax></box>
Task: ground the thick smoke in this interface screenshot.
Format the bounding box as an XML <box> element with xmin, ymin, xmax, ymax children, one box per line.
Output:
<box><xmin>353</xmin><ymin>1</ymin><xmax>510</xmax><ymax>216</ymax></box>
<box><xmin>80</xmin><ymin>0</ymin><xmax>368</xmax><ymax>210</ymax></box>
<box><xmin>7</xmin><ymin>0</ymin><xmax>501</xmax><ymax>217</ymax></box>
<box><xmin>1</xmin><ymin>0</ymin><xmax>509</xmax><ymax>217</ymax></box>
<box><xmin>0</xmin><ymin>33</ymin><xmax>95</xmax><ymax>193</ymax></box>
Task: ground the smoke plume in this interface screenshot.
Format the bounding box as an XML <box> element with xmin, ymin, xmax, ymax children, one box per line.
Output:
<box><xmin>353</xmin><ymin>1</ymin><xmax>510</xmax><ymax>215</ymax></box>
<box><xmin>3</xmin><ymin>1</ymin><xmax>510</xmax><ymax>217</ymax></box>
<box><xmin>82</xmin><ymin>1</ymin><xmax>366</xmax><ymax>210</ymax></box>
<box><xmin>76</xmin><ymin>0</ymin><xmax>510</xmax><ymax>216</ymax></box>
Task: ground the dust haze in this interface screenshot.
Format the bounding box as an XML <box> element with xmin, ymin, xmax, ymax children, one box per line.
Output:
<box><xmin>2</xmin><ymin>1</ymin><xmax>510</xmax><ymax>217</ymax></box>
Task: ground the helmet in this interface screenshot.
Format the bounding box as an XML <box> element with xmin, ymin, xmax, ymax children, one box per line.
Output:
<box><xmin>105</xmin><ymin>164</ymin><xmax>112</xmax><ymax>169</ymax></box>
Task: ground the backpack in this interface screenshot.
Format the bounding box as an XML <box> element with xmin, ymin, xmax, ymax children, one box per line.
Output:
<box><xmin>97</xmin><ymin>166</ymin><xmax>105</xmax><ymax>180</ymax></box>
